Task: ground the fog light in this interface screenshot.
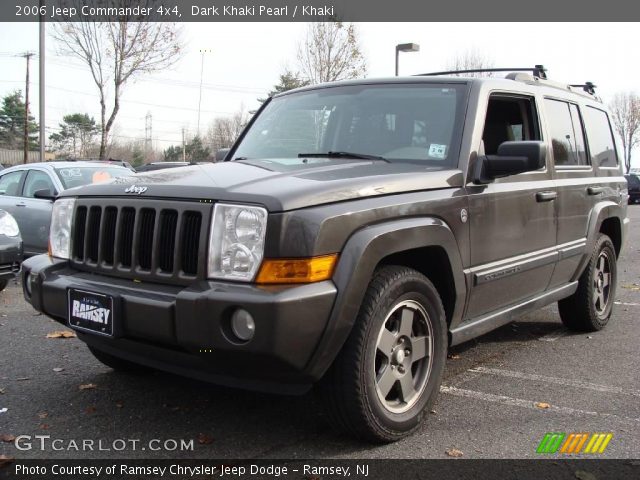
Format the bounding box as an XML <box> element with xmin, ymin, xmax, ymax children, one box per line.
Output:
<box><xmin>230</xmin><ymin>309</ymin><xmax>255</xmax><ymax>342</ymax></box>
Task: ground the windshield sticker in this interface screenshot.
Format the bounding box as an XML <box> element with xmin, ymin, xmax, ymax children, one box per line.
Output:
<box><xmin>92</xmin><ymin>171</ymin><xmax>113</xmax><ymax>184</ymax></box>
<box><xmin>428</xmin><ymin>144</ymin><xmax>448</xmax><ymax>159</ymax></box>
<box><xmin>58</xmin><ymin>168</ymin><xmax>82</xmax><ymax>178</ymax></box>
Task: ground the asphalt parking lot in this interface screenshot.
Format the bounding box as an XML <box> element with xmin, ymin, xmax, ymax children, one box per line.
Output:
<box><xmin>1</xmin><ymin>206</ymin><xmax>638</xmax><ymax>460</ymax></box>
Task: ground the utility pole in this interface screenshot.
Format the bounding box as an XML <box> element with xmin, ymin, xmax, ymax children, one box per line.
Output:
<box><xmin>39</xmin><ymin>6</ymin><xmax>45</xmax><ymax>162</ymax></box>
<box><xmin>22</xmin><ymin>52</ymin><xmax>35</xmax><ymax>164</ymax></box>
<box><xmin>144</xmin><ymin>112</ymin><xmax>152</xmax><ymax>160</ymax></box>
<box><xmin>197</xmin><ymin>49</ymin><xmax>211</xmax><ymax>137</ymax></box>
<box><xmin>181</xmin><ymin>127</ymin><xmax>186</xmax><ymax>162</ymax></box>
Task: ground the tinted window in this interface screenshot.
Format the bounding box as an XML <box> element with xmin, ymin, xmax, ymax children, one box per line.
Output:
<box><xmin>234</xmin><ymin>84</ymin><xmax>467</xmax><ymax>166</ymax></box>
<box><xmin>544</xmin><ymin>99</ymin><xmax>588</xmax><ymax>166</ymax></box>
<box><xmin>583</xmin><ymin>107</ymin><xmax>618</xmax><ymax>167</ymax></box>
<box><xmin>0</xmin><ymin>171</ymin><xmax>24</xmax><ymax>196</ymax></box>
<box><xmin>24</xmin><ymin>170</ymin><xmax>56</xmax><ymax>198</ymax></box>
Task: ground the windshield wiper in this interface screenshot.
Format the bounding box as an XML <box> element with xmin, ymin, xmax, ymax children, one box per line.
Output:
<box><xmin>297</xmin><ymin>151</ymin><xmax>390</xmax><ymax>162</ymax></box>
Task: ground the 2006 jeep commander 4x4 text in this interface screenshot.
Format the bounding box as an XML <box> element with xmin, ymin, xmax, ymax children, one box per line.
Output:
<box><xmin>23</xmin><ymin>66</ymin><xmax>629</xmax><ymax>442</ymax></box>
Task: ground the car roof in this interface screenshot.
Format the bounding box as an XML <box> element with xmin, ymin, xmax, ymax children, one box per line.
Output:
<box><xmin>275</xmin><ymin>73</ymin><xmax>601</xmax><ymax>104</ymax></box>
<box><xmin>1</xmin><ymin>161</ymin><xmax>130</xmax><ymax>172</ymax></box>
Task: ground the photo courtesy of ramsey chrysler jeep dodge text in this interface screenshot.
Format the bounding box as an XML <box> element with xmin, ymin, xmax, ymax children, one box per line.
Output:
<box><xmin>22</xmin><ymin>66</ymin><xmax>628</xmax><ymax>442</ymax></box>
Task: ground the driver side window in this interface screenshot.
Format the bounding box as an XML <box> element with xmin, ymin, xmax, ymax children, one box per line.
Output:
<box><xmin>482</xmin><ymin>95</ymin><xmax>541</xmax><ymax>155</ymax></box>
<box><xmin>23</xmin><ymin>170</ymin><xmax>55</xmax><ymax>198</ymax></box>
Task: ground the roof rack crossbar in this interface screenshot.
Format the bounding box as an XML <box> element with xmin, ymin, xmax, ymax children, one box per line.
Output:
<box><xmin>415</xmin><ymin>65</ymin><xmax>547</xmax><ymax>79</ymax></box>
<box><xmin>569</xmin><ymin>82</ymin><xmax>597</xmax><ymax>95</ymax></box>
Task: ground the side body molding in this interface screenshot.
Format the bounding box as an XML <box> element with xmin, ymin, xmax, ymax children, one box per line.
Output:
<box><xmin>304</xmin><ymin>217</ymin><xmax>466</xmax><ymax>380</ymax></box>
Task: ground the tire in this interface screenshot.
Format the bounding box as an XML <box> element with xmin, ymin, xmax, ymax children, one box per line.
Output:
<box><xmin>0</xmin><ymin>278</ymin><xmax>8</xmax><ymax>292</ymax></box>
<box><xmin>87</xmin><ymin>346</ymin><xmax>151</xmax><ymax>373</ymax></box>
<box><xmin>558</xmin><ymin>234</ymin><xmax>617</xmax><ymax>332</ymax></box>
<box><xmin>319</xmin><ymin>265</ymin><xmax>448</xmax><ymax>443</ymax></box>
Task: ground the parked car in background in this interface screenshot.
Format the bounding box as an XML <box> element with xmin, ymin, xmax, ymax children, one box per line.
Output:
<box><xmin>0</xmin><ymin>161</ymin><xmax>134</xmax><ymax>256</ymax></box>
<box><xmin>625</xmin><ymin>174</ymin><xmax>640</xmax><ymax>204</ymax></box>
<box><xmin>0</xmin><ymin>209</ymin><xmax>22</xmax><ymax>291</ymax></box>
<box><xmin>65</xmin><ymin>158</ymin><xmax>135</xmax><ymax>172</ymax></box>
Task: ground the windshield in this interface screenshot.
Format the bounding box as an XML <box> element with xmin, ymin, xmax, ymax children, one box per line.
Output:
<box><xmin>233</xmin><ymin>83</ymin><xmax>467</xmax><ymax>166</ymax></box>
<box><xmin>54</xmin><ymin>166</ymin><xmax>134</xmax><ymax>189</ymax></box>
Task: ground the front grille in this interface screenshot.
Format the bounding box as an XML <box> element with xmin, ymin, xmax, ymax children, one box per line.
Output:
<box><xmin>71</xmin><ymin>199</ymin><xmax>210</xmax><ymax>284</ymax></box>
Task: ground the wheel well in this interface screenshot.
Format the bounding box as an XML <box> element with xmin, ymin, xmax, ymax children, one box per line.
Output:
<box><xmin>599</xmin><ymin>217</ymin><xmax>621</xmax><ymax>257</ymax></box>
<box><xmin>378</xmin><ymin>247</ymin><xmax>456</xmax><ymax>326</ymax></box>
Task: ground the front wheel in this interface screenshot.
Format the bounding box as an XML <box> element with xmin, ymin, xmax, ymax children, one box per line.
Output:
<box><xmin>558</xmin><ymin>234</ymin><xmax>617</xmax><ymax>332</ymax></box>
<box><xmin>319</xmin><ymin>265</ymin><xmax>448</xmax><ymax>443</ymax></box>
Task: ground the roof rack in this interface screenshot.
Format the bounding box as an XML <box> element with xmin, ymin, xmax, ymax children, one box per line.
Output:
<box><xmin>415</xmin><ymin>65</ymin><xmax>548</xmax><ymax>80</ymax></box>
<box><xmin>569</xmin><ymin>82</ymin><xmax>597</xmax><ymax>95</ymax></box>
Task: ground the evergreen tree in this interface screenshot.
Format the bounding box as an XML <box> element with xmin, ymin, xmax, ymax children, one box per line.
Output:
<box><xmin>0</xmin><ymin>90</ymin><xmax>39</xmax><ymax>150</ymax></box>
<box><xmin>258</xmin><ymin>70</ymin><xmax>310</xmax><ymax>104</ymax></box>
<box><xmin>49</xmin><ymin>113</ymin><xmax>99</xmax><ymax>157</ymax></box>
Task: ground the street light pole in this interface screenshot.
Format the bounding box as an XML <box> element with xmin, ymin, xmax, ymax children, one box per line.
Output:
<box><xmin>395</xmin><ymin>43</ymin><xmax>420</xmax><ymax>76</ymax></box>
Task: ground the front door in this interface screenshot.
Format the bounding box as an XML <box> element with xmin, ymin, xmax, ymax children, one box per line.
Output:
<box><xmin>465</xmin><ymin>93</ymin><xmax>557</xmax><ymax>319</ymax></box>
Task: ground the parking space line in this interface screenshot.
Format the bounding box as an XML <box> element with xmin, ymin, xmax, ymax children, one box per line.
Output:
<box><xmin>440</xmin><ymin>386</ymin><xmax>640</xmax><ymax>423</ymax></box>
<box><xmin>614</xmin><ymin>301</ymin><xmax>640</xmax><ymax>306</ymax></box>
<box><xmin>538</xmin><ymin>327</ymin><xmax>568</xmax><ymax>342</ymax></box>
<box><xmin>469</xmin><ymin>366</ymin><xmax>640</xmax><ymax>397</ymax></box>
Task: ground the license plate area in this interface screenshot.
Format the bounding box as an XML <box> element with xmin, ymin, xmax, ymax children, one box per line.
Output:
<box><xmin>68</xmin><ymin>288</ymin><xmax>114</xmax><ymax>337</ymax></box>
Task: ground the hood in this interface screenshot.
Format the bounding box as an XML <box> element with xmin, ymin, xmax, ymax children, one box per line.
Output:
<box><xmin>62</xmin><ymin>159</ymin><xmax>463</xmax><ymax>212</ymax></box>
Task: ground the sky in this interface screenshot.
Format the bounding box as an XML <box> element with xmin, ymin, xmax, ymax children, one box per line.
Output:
<box><xmin>0</xmin><ymin>22</ymin><xmax>639</xmax><ymax>166</ymax></box>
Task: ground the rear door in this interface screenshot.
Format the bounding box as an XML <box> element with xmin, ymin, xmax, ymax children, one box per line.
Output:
<box><xmin>543</xmin><ymin>99</ymin><xmax>600</xmax><ymax>288</ymax></box>
<box><xmin>0</xmin><ymin>169</ymin><xmax>26</xmax><ymax>223</ymax></box>
<box><xmin>465</xmin><ymin>92</ymin><xmax>558</xmax><ymax>319</ymax></box>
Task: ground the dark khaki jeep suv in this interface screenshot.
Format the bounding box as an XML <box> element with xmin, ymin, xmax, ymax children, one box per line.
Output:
<box><xmin>22</xmin><ymin>66</ymin><xmax>628</xmax><ymax>442</ymax></box>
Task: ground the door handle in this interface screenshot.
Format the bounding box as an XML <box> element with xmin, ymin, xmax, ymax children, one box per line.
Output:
<box><xmin>587</xmin><ymin>186</ymin><xmax>605</xmax><ymax>196</ymax></box>
<box><xmin>15</xmin><ymin>202</ymin><xmax>26</xmax><ymax>207</ymax></box>
<box><xmin>536</xmin><ymin>191</ymin><xmax>557</xmax><ymax>202</ymax></box>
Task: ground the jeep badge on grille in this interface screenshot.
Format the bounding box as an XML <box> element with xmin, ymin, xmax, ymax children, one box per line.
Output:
<box><xmin>125</xmin><ymin>185</ymin><xmax>148</xmax><ymax>195</ymax></box>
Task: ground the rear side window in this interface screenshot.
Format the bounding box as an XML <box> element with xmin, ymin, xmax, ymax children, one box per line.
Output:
<box><xmin>544</xmin><ymin>99</ymin><xmax>588</xmax><ymax>167</ymax></box>
<box><xmin>0</xmin><ymin>171</ymin><xmax>24</xmax><ymax>196</ymax></box>
<box><xmin>583</xmin><ymin>107</ymin><xmax>618</xmax><ymax>167</ymax></box>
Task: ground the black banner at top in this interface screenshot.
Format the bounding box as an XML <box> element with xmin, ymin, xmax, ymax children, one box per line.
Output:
<box><xmin>2</xmin><ymin>0</ymin><xmax>640</xmax><ymax>22</ymax></box>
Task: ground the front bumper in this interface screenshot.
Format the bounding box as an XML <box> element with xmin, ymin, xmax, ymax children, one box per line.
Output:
<box><xmin>0</xmin><ymin>236</ymin><xmax>22</xmax><ymax>280</ymax></box>
<box><xmin>22</xmin><ymin>255</ymin><xmax>337</xmax><ymax>394</ymax></box>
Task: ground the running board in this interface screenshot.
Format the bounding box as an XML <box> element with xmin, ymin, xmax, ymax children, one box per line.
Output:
<box><xmin>450</xmin><ymin>282</ymin><xmax>578</xmax><ymax>346</ymax></box>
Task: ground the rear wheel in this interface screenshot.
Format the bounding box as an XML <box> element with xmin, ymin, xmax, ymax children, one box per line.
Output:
<box><xmin>319</xmin><ymin>265</ymin><xmax>447</xmax><ymax>443</ymax></box>
<box><xmin>87</xmin><ymin>346</ymin><xmax>151</xmax><ymax>373</ymax></box>
<box><xmin>558</xmin><ymin>234</ymin><xmax>617</xmax><ymax>332</ymax></box>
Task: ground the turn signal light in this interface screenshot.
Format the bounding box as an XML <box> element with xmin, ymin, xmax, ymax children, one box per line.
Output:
<box><xmin>256</xmin><ymin>254</ymin><xmax>338</xmax><ymax>284</ymax></box>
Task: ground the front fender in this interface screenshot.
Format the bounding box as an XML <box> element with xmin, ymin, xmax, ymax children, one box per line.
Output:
<box><xmin>304</xmin><ymin>217</ymin><xmax>466</xmax><ymax>380</ymax></box>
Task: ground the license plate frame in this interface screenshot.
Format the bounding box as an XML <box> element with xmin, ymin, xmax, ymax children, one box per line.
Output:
<box><xmin>68</xmin><ymin>288</ymin><xmax>114</xmax><ymax>337</ymax></box>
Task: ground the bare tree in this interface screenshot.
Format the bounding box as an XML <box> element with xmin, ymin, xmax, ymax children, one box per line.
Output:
<box><xmin>206</xmin><ymin>108</ymin><xmax>250</xmax><ymax>155</ymax></box>
<box><xmin>53</xmin><ymin>8</ymin><xmax>183</xmax><ymax>158</ymax></box>
<box><xmin>609</xmin><ymin>92</ymin><xmax>640</xmax><ymax>173</ymax></box>
<box><xmin>297</xmin><ymin>22</ymin><xmax>367</xmax><ymax>85</ymax></box>
<box><xmin>446</xmin><ymin>49</ymin><xmax>495</xmax><ymax>77</ymax></box>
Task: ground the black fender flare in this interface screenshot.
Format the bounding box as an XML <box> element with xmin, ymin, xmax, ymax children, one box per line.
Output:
<box><xmin>573</xmin><ymin>201</ymin><xmax>625</xmax><ymax>281</ymax></box>
<box><xmin>304</xmin><ymin>217</ymin><xmax>466</xmax><ymax>380</ymax></box>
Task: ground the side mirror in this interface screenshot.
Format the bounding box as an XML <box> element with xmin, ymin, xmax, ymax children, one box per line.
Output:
<box><xmin>215</xmin><ymin>148</ymin><xmax>230</xmax><ymax>162</ymax></box>
<box><xmin>33</xmin><ymin>189</ymin><xmax>57</xmax><ymax>200</ymax></box>
<box><xmin>474</xmin><ymin>141</ymin><xmax>546</xmax><ymax>184</ymax></box>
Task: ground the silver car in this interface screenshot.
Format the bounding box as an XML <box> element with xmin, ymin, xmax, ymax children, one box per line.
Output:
<box><xmin>0</xmin><ymin>162</ymin><xmax>134</xmax><ymax>256</ymax></box>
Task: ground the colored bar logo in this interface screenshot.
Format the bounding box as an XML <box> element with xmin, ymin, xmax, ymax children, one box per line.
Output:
<box><xmin>536</xmin><ymin>432</ymin><xmax>613</xmax><ymax>454</ymax></box>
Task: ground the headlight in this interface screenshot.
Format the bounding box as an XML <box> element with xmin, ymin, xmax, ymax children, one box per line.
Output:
<box><xmin>208</xmin><ymin>203</ymin><xmax>267</xmax><ymax>281</ymax></box>
<box><xmin>49</xmin><ymin>198</ymin><xmax>76</xmax><ymax>259</ymax></box>
<box><xmin>0</xmin><ymin>210</ymin><xmax>20</xmax><ymax>237</ymax></box>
